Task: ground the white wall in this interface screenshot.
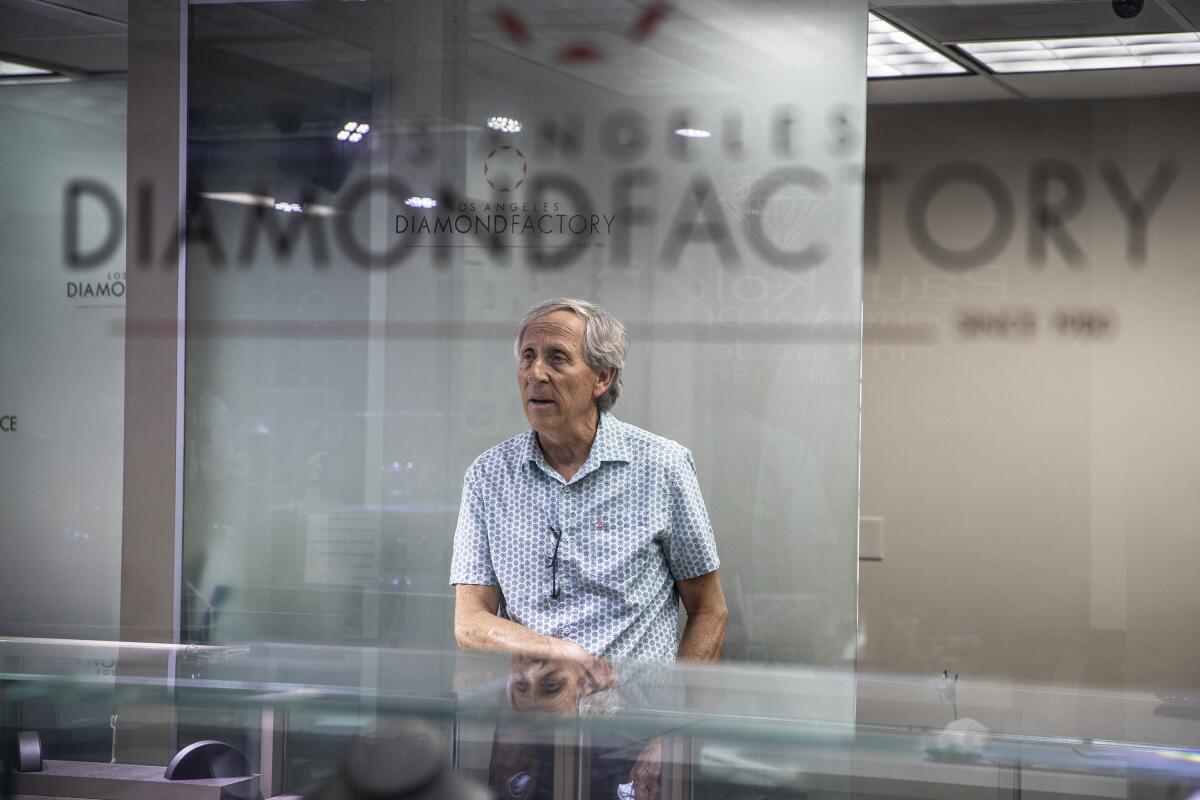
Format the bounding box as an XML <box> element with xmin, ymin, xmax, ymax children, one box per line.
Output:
<box><xmin>861</xmin><ymin>96</ymin><xmax>1200</xmax><ymax>693</ymax></box>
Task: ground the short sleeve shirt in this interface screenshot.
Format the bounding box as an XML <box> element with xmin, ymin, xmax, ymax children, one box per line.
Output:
<box><xmin>449</xmin><ymin>413</ymin><xmax>720</xmax><ymax>662</ymax></box>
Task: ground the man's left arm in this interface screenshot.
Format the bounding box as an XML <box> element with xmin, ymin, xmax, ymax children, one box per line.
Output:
<box><xmin>675</xmin><ymin>570</ymin><xmax>727</xmax><ymax>661</ymax></box>
<box><xmin>663</xmin><ymin>448</ymin><xmax>726</xmax><ymax>661</ymax></box>
<box><xmin>629</xmin><ymin>571</ymin><xmax>726</xmax><ymax>800</ymax></box>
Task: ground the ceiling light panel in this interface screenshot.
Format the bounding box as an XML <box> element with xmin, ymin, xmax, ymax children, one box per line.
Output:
<box><xmin>868</xmin><ymin>13</ymin><xmax>968</xmax><ymax>79</ymax></box>
<box><xmin>958</xmin><ymin>33</ymin><xmax>1200</xmax><ymax>74</ymax></box>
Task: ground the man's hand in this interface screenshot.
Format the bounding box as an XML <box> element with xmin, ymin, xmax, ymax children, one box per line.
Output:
<box><xmin>629</xmin><ymin>738</ymin><xmax>662</xmax><ymax>800</ymax></box>
<box><xmin>549</xmin><ymin>638</ymin><xmax>616</xmax><ymax>693</ymax></box>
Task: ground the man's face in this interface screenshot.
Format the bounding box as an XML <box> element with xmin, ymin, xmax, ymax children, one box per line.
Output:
<box><xmin>517</xmin><ymin>310</ymin><xmax>611</xmax><ymax>436</ymax></box>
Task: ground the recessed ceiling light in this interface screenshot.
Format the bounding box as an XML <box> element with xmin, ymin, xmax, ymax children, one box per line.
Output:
<box><xmin>274</xmin><ymin>201</ymin><xmax>304</xmax><ymax>213</ymax></box>
<box><xmin>404</xmin><ymin>196</ymin><xmax>437</xmax><ymax>208</ymax></box>
<box><xmin>487</xmin><ymin>116</ymin><xmax>522</xmax><ymax>133</ymax></box>
<box><xmin>674</xmin><ymin>128</ymin><xmax>711</xmax><ymax>138</ymax></box>
<box><xmin>337</xmin><ymin>120</ymin><xmax>369</xmax><ymax>142</ymax></box>
<box><xmin>869</xmin><ymin>13</ymin><xmax>968</xmax><ymax>79</ymax></box>
<box><xmin>0</xmin><ymin>59</ymin><xmax>54</xmax><ymax>78</ymax></box>
<box><xmin>957</xmin><ymin>32</ymin><xmax>1200</xmax><ymax>74</ymax></box>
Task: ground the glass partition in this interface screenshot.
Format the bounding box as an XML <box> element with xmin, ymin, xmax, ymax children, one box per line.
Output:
<box><xmin>0</xmin><ymin>18</ymin><xmax>127</xmax><ymax>640</ymax></box>
<box><xmin>181</xmin><ymin>0</ymin><xmax>867</xmax><ymax>669</ymax></box>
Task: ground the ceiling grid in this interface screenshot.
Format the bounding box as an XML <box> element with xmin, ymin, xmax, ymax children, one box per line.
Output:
<box><xmin>3</xmin><ymin>0</ymin><xmax>1200</xmax><ymax>103</ymax></box>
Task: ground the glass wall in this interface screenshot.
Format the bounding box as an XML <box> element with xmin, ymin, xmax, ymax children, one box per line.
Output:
<box><xmin>0</xmin><ymin>68</ymin><xmax>127</xmax><ymax>637</ymax></box>
<box><xmin>180</xmin><ymin>0</ymin><xmax>867</xmax><ymax>670</ymax></box>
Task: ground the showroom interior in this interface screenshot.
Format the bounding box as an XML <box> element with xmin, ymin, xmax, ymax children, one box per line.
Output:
<box><xmin>2</xmin><ymin>0</ymin><xmax>1200</xmax><ymax>798</ymax></box>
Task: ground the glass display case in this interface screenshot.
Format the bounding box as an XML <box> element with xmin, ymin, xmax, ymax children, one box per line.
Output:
<box><xmin>3</xmin><ymin>638</ymin><xmax>1199</xmax><ymax>800</ymax></box>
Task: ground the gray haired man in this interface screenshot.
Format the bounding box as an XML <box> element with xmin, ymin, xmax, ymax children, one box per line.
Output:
<box><xmin>450</xmin><ymin>298</ymin><xmax>727</xmax><ymax>677</ymax></box>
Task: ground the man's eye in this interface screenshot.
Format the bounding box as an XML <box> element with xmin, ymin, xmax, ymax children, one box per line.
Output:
<box><xmin>514</xmin><ymin>680</ymin><xmax>531</xmax><ymax>693</ymax></box>
<box><xmin>541</xmin><ymin>681</ymin><xmax>563</xmax><ymax>693</ymax></box>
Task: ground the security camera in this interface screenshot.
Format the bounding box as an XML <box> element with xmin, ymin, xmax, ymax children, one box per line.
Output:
<box><xmin>1112</xmin><ymin>0</ymin><xmax>1143</xmax><ymax>19</ymax></box>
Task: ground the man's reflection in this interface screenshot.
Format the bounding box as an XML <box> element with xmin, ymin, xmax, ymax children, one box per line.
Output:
<box><xmin>492</xmin><ymin>655</ymin><xmax>662</xmax><ymax>800</ymax></box>
<box><xmin>506</xmin><ymin>654</ymin><xmax>615</xmax><ymax>715</ymax></box>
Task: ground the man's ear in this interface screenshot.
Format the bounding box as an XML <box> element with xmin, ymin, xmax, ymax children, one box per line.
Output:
<box><xmin>593</xmin><ymin>368</ymin><xmax>615</xmax><ymax>399</ymax></box>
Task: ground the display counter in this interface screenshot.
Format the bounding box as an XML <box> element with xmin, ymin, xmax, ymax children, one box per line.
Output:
<box><xmin>2</xmin><ymin>638</ymin><xmax>1198</xmax><ymax>800</ymax></box>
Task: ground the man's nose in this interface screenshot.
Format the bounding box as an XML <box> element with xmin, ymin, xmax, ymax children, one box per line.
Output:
<box><xmin>528</xmin><ymin>357</ymin><xmax>550</xmax><ymax>381</ymax></box>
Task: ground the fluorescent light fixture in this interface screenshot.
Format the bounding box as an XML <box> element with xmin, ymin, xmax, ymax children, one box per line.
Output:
<box><xmin>0</xmin><ymin>59</ymin><xmax>53</xmax><ymax>78</ymax></box>
<box><xmin>958</xmin><ymin>32</ymin><xmax>1200</xmax><ymax>74</ymax></box>
<box><xmin>487</xmin><ymin>115</ymin><xmax>522</xmax><ymax>133</ymax></box>
<box><xmin>404</xmin><ymin>196</ymin><xmax>437</xmax><ymax>208</ymax></box>
<box><xmin>869</xmin><ymin>13</ymin><xmax>968</xmax><ymax>78</ymax></box>
<box><xmin>201</xmin><ymin>192</ymin><xmax>274</xmax><ymax>209</ymax></box>
<box><xmin>202</xmin><ymin>192</ymin><xmax>336</xmax><ymax>217</ymax></box>
<box><xmin>674</xmin><ymin>128</ymin><xmax>711</xmax><ymax>138</ymax></box>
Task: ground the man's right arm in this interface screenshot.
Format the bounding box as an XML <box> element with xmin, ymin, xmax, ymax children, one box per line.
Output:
<box><xmin>451</xmin><ymin>585</ymin><xmax>578</xmax><ymax>662</ymax></box>
<box><xmin>450</xmin><ymin>467</ymin><xmax>610</xmax><ymax>681</ymax></box>
<box><xmin>454</xmin><ymin>584</ymin><xmax>591</xmax><ymax>662</ymax></box>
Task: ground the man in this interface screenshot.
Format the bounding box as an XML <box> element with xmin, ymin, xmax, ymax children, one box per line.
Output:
<box><xmin>450</xmin><ymin>298</ymin><xmax>727</xmax><ymax>670</ymax></box>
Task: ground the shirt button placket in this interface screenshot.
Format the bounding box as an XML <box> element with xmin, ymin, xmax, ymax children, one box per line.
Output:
<box><xmin>559</xmin><ymin>482</ymin><xmax>571</xmax><ymax>593</ymax></box>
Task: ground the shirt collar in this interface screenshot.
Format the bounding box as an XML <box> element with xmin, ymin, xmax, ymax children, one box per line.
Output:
<box><xmin>523</xmin><ymin>411</ymin><xmax>631</xmax><ymax>478</ymax></box>
<box><xmin>590</xmin><ymin>412</ymin><xmax>631</xmax><ymax>465</ymax></box>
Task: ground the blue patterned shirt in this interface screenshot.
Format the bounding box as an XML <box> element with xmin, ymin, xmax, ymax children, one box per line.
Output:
<box><xmin>449</xmin><ymin>413</ymin><xmax>720</xmax><ymax>662</ymax></box>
